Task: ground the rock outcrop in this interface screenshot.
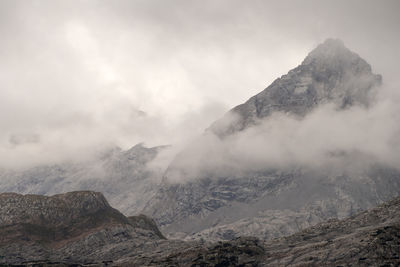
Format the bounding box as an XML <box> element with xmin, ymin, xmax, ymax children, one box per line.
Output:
<box><xmin>0</xmin><ymin>191</ymin><xmax>166</xmax><ymax>265</ymax></box>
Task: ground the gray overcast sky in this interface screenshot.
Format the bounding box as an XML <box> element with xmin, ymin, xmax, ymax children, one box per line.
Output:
<box><xmin>0</xmin><ymin>0</ymin><xmax>399</xmax><ymax>167</ymax></box>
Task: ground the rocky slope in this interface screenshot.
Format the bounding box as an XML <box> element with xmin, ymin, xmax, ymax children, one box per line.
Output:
<box><xmin>4</xmin><ymin>193</ymin><xmax>399</xmax><ymax>266</ymax></box>
<box><xmin>118</xmin><ymin>196</ymin><xmax>400</xmax><ymax>266</ymax></box>
<box><xmin>0</xmin><ymin>143</ymin><xmax>165</xmax><ymax>216</ymax></box>
<box><xmin>0</xmin><ymin>191</ymin><xmax>168</xmax><ymax>265</ymax></box>
<box><xmin>143</xmin><ymin>39</ymin><xmax>400</xmax><ymax>241</ymax></box>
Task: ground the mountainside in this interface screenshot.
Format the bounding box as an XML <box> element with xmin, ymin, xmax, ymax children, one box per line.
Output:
<box><xmin>0</xmin><ymin>191</ymin><xmax>168</xmax><ymax>264</ymax></box>
<box><xmin>119</xmin><ymin>196</ymin><xmax>400</xmax><ymax>266</ymax></box>
<box><xmin>143</xmin><ymin>39</ymin><xmax>400</xmax><ymax>241</ymax></box>
<box><xmin>147</xmin><ymin>167</ymin><xmax>400</xmax><ymax>241</ymax></box>
<box><xmin>3</xmin><ymin>192</ymin><xmax>399</xmax><ymax>266</ymax></box>
<box><xmin>0</xmin><ymin>143</ymin><xmax>165</xmax><ymax>216</ymax></box>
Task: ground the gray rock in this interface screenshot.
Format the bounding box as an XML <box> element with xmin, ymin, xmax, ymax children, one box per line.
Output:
<box><xmin>3</xmin><ymin>193</ymin><xmax>400</xmax><ymax>266</ymax></box>
<box><xmin>209</xmin><ymin>38</ymin><xmax>381</xmax><ymax>137</ymax></box>
<box><xmin>119</xmin><ymin>196</ymin><xmax>400</xmax><ymax>266</ymax></box>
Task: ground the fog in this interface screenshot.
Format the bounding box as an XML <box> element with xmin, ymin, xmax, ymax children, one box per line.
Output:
<box><xmin>164</xmin><ymin>82</ymin><xmax>400</xmax><ymax>182</ymax></box>
<box><xmin>0</xmin><ymin>0</ymin><xmax>399</xmax><ymax>169</ymax></box>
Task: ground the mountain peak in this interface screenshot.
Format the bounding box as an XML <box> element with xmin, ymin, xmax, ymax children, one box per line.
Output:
<box><xmin>302</xmin><ymin>38</ymin><xmax>373</xmax><ymax>74</ymax></box>
<box><xmin>310</xmin><ymin>38</ymin><xmax>346</xmax><ymax>54</ymax></box>
<box><xmin>208</xmin><ymin>39</ymin><xmax>382</xmax><ymax>136</ymax></box>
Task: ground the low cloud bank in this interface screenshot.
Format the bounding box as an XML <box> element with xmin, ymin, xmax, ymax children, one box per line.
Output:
<box><xmin>164</xmin><ymin>84</ymin><xmax>400</xmax><ymax>183</ymax></box>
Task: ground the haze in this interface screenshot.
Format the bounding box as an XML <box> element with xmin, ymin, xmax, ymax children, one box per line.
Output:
<box><xmin>0</xmin><ymin>0</ymin><xmax>399</xmax><ymax>168</ymax></box>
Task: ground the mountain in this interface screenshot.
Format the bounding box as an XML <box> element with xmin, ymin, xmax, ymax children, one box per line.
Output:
<box><xmin>143</xmin><ymin>39</ymin><xmax>400</xmax><ymax>241</ymax></box>
<box><xmin>0</xmin><ymin>191</ymin><xmax>168</xmax><ymax>265</ymax></box>
<box><xmin>3</xmin><ymin>192</ymin><xmax>399</xmax><ymax>266</ymax></box>
<box><xmin>0</xmin><ymin>143</ymin><xmax>166</xmax><ymax>216</ymax></box>
<box><xmin>209</xmin><ymin>38</ymin><xmax>381</xmax><ymax>137</ymax></box>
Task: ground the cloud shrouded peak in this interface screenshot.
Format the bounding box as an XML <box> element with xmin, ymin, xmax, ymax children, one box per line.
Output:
<box><xmin>208</xmin><ymin>39</ymin><xmax>382</xmax><ymax>137</ymax></box>
<box><xmin>0</xmin><ymin>1</ymin><xmax>398</xmax><ymax>170</ymax></box>
<box><xmin>163</xmin><ymin>39</ymin><xmax>393</xmax><ymax>183</ymax></box>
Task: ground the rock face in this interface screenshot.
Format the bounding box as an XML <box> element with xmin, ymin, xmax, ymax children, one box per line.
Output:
<box><xmin>118</xmin><ymin>196</ymin><xmax>400</xmax><ymax>266</ymax></box>
<box><xmin>0</xmin><ymin>191</ymin><xmax>166</xmax><ymax>264</ymax></box>
<box><xmin>127</xmin><ymin>214</ymin><xmax>166</xmax><ymax>239</ymax></box>
<box><xmin>0</xmin><ymin>143</ymin><xmax>166</xmax><ymax>216</ymax></box>
<box><xmin>143</xmin><ymin>39</ymin><xmax>400</xmax><ymax>241</ymax></box>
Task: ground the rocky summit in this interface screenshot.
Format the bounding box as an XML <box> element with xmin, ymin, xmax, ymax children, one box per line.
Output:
<box><xmin>209</xmin><ymin>38</ymin><xmax>382</xmax><ymax>137</ymax></box>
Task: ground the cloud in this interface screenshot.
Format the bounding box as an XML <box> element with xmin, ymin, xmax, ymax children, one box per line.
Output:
<box><xmin>165</xmin><ymin>83</ymin><xmax>400</xmax><ymax>183</ymax></box>
<box><xmin>0</xmin><ymin>0</ymin><xmax>399</xmax><ymax>169</ymax></box>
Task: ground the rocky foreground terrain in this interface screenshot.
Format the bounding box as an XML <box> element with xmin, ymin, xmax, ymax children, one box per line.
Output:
<box><xmin>0</xmin><ymin>191</ymin><xmax>173</xmax><ymax>265</ymax></box>
<box><xmin>0</xmin><ymin>191</ymin><xmax>399</xmax><ymax>266</ymax></box>
<box><xmin>133</xmin><ymin>196</ymin><xmax>400</xmax><ymax>266</ymax></box>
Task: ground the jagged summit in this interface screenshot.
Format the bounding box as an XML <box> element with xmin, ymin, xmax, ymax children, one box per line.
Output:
<box><xmin>209</xmin><ymin>38</ymin><xmax>382</xmax><ymax>137</ymax></box>
<box><xmin>303</xmin><ymin>38</ymin><xmax>377</xmax><ymax>82</ymax></box>
<box><xmin>304</xmin><ymin>38</ymin><xmax>352</xmax><ymax>63</ymax></box>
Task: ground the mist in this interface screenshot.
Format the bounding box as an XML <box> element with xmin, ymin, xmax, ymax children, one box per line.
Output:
<box><xmin>0</xmin><ymin>0</ymin><xmax>399</xmax><ymax>169</ymax></box>
<box><xmin>165</xmin><ymin>82</ymin><xmax>400</xmax><ymax>183</ymax></box>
